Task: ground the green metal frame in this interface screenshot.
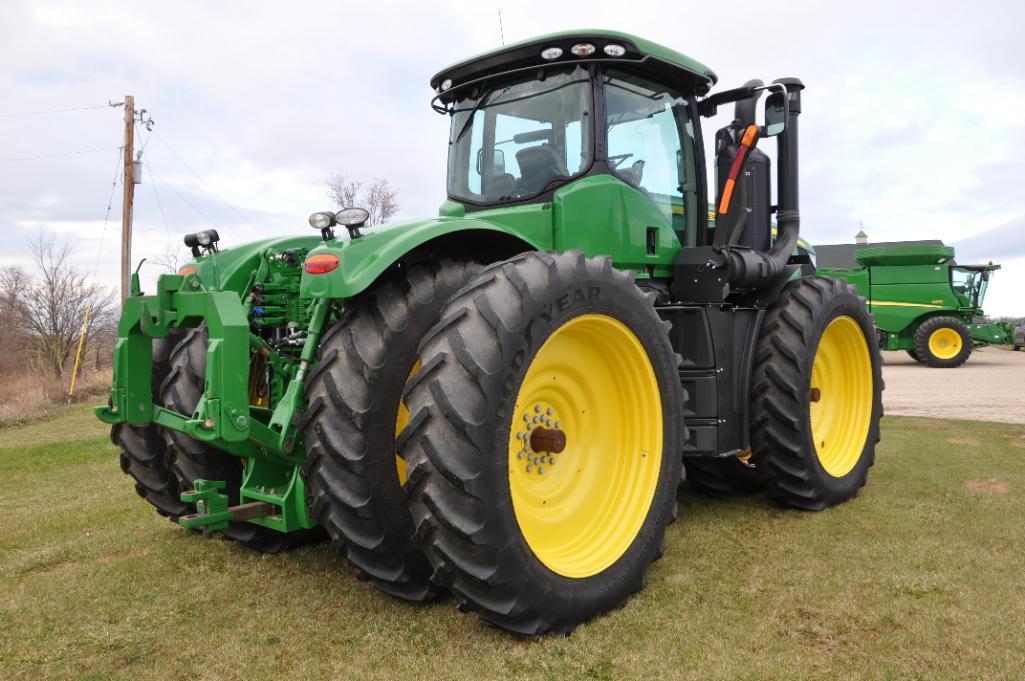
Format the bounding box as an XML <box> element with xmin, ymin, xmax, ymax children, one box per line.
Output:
<box><xmin>96</xmin><ymin>256</ymin><xmax>330</xmax><ymax>532</ymax></box>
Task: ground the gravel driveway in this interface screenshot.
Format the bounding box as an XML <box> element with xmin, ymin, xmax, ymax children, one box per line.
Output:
<box><xmin>881</xmin><ymin>346</ymin><xmax>1025</xmax><ymax>423</ymax></box>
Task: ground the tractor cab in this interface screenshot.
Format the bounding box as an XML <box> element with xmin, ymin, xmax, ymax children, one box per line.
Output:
<box><xmin>433</xmin><ymin>29</ymin><xmax>806</xmax><ymax>305</ymax></box>
<box><xmin>951</xmin><ymin>264</ymin><xmax>999</xmax><ymax>310</ymax></box>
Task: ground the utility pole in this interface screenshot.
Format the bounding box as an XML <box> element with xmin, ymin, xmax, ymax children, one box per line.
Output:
<box><xmin>120</xmin><ymin>95</ymin><xmax>135</xmax><ymax>304</ymax></box>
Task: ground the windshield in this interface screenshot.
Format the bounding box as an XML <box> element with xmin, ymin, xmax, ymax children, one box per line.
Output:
<box><xmin>951</xmin><ymin>267</ymin><xmax>989</xmax><ymax>308</ymax></box>
<box><xmin>446</xmin><ymin>67</ymin><xmax>593</xmax><ymax>204</ymax></box>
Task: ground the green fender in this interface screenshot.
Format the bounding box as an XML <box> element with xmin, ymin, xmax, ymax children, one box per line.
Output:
<box><xmin>185</xmin><ymin>235</ymin><xmax>323</xmax><ymax>294</ymax></box>
<box><xmin>300</xmin><ymin>216</ymin><xmax>547</xmax><ymax>299</ymax></box>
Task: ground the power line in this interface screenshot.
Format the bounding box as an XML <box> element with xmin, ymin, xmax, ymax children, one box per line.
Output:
<box><xmin>148</xmin><ymin>161</ymin><xmax>173</xmax><ymax>244</ymax></box>
<box><xmin>0</xmin><ymin>146</ymin><xmax>122</xmax><ymax>163</ymax></box>
<box><xmin>149</xmin><ymin>129</ymin><xmax>252</xmax><ymax>224</ymax></box>
<box><xmin>90</xmin><ymin>146</ymin><xmax>125</xmax><ymax>281</ymax></box>
<box><xmin>0</xmin><ymin>104</ymin><xmax>111</xmax><ymax>118</ymax></box>
<box><xmin>147</xmin><ymin>162</ymin><xmax>219</xmax><ymax>228</ymax></box>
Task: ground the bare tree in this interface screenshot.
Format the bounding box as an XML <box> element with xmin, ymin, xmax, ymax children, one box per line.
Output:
<box><xmin>11</xmin><ymin>235</ymin><xmax>117</xmax><ymax>378</ymax></box>
<box><xmin>150</xmin><ymin>240</ymin><xmax>185</xmax><ymax>273</ymax></box>
<box><xmin>325</xmin><ymin>172</ymin><xmax>399</xmax><ymax>226</ymax></box>
<box><xmin>0</xmin><ymin>266</ymin><xmax>30</xmax><ymax>374</ymax></box>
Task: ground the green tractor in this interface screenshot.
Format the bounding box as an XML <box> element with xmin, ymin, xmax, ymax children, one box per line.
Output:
<box><xmin>97</xmin><ymin>30</ymin><xmax>883</xmax><ymax>634</ymax></box>
<box><xmin>817</xmin><ymin>243</ymin><xmax>1013</xmax><ymax>368</ymax></box>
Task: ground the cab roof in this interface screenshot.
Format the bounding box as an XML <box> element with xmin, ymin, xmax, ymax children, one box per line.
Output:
<box><xmin>430</xmin><ymin>29</ymin><xmax>718</xmax><ymax>97</ymax></box>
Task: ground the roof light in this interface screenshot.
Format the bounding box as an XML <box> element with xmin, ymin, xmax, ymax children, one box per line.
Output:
<box><xmin>603</xmin><ymin>44</ymin><xmax>626</xmax><ymax>57</ymax></box>
<box><xmin>441</xmin><ymin>78</ymin><xmax>453</xmax><ymax>91</ymax></box>
<box><xmin>570</xmin><ymin>43</ymin><xmax>595</xmax><ymax>57</ymax></box>
<box><xmin>304</xmin><ymin>254</ymin><xmax>339</xmax><ymax>275</ymax></box>
<box><xmin>540</xmin><ymin>46</ymin><xmax>563</xmax><ymax>60</ymax></box>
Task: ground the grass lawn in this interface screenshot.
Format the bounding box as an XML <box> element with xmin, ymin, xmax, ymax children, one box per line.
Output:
<box><xmin>1</xmin><ymin>406</ymin><xmax>1023</xmax><ymax>680</ymax></box>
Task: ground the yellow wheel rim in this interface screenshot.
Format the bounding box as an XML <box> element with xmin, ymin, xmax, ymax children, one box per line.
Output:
<box><xmin>394</xmin><ymin>360</ymin><xmax>421</xmax><ymax>486</ymax></box>
<box><xmin>508</xmin><ymin>314</ymin><xmax>662</xmax><ymax>579</ymax></box>
<box><xmin>809</xmin><ymin>316</ymin><xmax>873</xmax><ymax>478</ymax></box>
<box><xmin>928</xmin><ymin>327</ymin><xmax>962</xmax><ymax>360</ymax></box>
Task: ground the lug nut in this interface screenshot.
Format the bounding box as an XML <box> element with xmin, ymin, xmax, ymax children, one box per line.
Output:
<box><xmin>526</xmin><ymin>464</ymin><xmax>533</xmax><ymax>473</ymax></box>
<box><xmin>535</xmin><ymin>404</ymin><xmax>542</xmax><ymax>412</ymax></box>
<box><xmin>547</xmin><ymin>407</ymin><xmax>553</xmax><ymax>415</ymax></box>
<box><xmin>538</xmin><ymin>467</ymin><xmax>545</xmax><ymax>475</ymax></box>
<box><xmin>517</xmin><ymin>451</ymin><xmax>525</xmax><ymax>459</ymax></box>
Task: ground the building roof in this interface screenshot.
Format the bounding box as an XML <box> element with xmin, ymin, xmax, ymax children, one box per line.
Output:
<box><xmin>814</xmin><ymin>239</ymin><xmax>948</xmax><ymax>269</ymax></box>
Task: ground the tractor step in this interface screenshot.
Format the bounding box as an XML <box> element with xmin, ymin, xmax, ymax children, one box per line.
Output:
<box><xmin>178</xmin><ymin>479</ymin><xmax>275</xmax><ymax>534</ymax></box>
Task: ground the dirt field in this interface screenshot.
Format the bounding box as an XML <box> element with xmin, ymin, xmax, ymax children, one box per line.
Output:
<box><xmin>882</xmin><ymin>347</ymin><xmax>1025</xmax><ymax>423</ymax></box>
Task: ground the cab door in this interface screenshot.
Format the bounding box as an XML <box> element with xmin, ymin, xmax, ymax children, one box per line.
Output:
<box><xmin>553</xmin><ymin>70</ymin><xmax>698</xmax><ymax>272</ymax></box>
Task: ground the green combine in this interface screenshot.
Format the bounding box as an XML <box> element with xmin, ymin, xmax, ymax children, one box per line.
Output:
<box><xmin>817</xmin><ymin>243</ymin><xmax>1012</xmax><ymax>367</ymax></box>
<box><xmin>97</xmin><ymin>30</ymin><xmax>883</xmax><ymax>634</ymax></box>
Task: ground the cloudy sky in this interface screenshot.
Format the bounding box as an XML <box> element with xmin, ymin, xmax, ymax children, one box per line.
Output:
<box><xmin>2</xmin><ymin>0</ymin><xmax>1023</xmax><ymax>315</ymax></box>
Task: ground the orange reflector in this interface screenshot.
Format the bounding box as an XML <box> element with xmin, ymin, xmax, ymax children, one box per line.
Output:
<box><xmin>304</xmin><ymin>254</ymin><xmax>339</xmax><ymax>274</ymax></box>
<box><xmin>179</xmin><ymin>266</ymin><xmax>197</xmax><ymax>276</ymax></box>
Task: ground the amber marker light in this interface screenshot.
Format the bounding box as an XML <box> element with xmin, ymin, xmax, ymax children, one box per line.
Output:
<box><xmin>304</xmin><ymin>254</ymin><xmax>340</xmax><ymax>274</ymax></box>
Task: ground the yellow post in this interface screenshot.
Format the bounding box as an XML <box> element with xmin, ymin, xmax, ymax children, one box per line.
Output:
<box><xmin>68</xmin><ymin>305</ymin><xmax>92</xmax><ymax>400</ymax></box>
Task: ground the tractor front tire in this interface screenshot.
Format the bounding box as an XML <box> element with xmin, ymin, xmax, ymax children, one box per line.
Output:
<box><xmin>300</xmin><ymin>260</ymin><xmax>480</xmax><ymax>602</ymax></box>
<box><xmin>400</xmin><ymin>251</ymin><xmax>684</xmax><ymax>635</ymax></box>
<box><xmin>905</xmin><ymin>349</ymin><xmax>924</xmax><ymax>363</ymax></box>
<box><xmin>913</xmin><ymin>317</ymin><xmax>972</xmax><ymax>368</ymax></box>
<box><xmin>160</xmin><ymin>328</ymin><xmax>318</xmax><ymax>553</ymax></box>
<box><xmin>751</xmin><ymin>276</ymin><xmax>883</xmax><ymax>511</ymax></box>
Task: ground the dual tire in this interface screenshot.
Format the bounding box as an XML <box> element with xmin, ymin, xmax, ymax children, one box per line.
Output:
<box><xmin>302</xmin><ymin>252</ymin><xmax>684</xmax><ymax>634</ymax></box>
<box><xmin>686</xmin><ymin>277</ymin><xmax>883</xmax><ymax>508</ymax></box>
<box><xmin>114</xmin><ymin>328</ymin><xmax>317</xmax><ymax>552</ymax></box>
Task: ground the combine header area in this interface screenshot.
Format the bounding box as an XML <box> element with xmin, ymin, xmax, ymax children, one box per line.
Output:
<box><xmin>98</xmin><ymin>30</ymin><xmax>883</xmax><ymax>634</ymax></box>
<box><xmin>818</xmin><ymin>243</ymin><xmax>1012</xmax><ymax>367</ymax></box>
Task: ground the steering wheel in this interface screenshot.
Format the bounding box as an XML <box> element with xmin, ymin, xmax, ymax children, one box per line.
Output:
<box><xmin>607</xmin><ymin>153</ymin><xmax>634</xmax><ymax>169</ymax></box>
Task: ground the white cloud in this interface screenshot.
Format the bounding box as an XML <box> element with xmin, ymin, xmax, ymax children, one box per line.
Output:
<box><xmin>1</xmin><ymin>0</ymin><xmax>1023</xmax><ymax>314</ymax></box>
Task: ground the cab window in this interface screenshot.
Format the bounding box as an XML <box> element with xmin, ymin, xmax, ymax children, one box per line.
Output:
<box><xmin>603</xmin><ymin>71</ymin><xmax>694</xmax><ymax>233</ymax></box>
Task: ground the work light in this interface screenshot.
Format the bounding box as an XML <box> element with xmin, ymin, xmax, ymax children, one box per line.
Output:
<box><xmin>308</xmin><ymin>211</ymin><xmax>335</xmax><ymax>230</ymax></box>
<box><xmin>603</xmin><ymin>44</ymin><xmax>626</xmax><ymax>57</ymax></box>
<box><xmin>570</xmin><ymin>43</ymin><xmax>595</xmax><ymax>56</ymax></box>
<box><xmin>540</xmin><ymin>46</ymin><xmax>563</xmax><ymax>60</ymax></box>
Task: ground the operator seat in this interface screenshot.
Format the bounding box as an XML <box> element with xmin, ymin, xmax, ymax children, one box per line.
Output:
<box><xmin>516</xmin><ymin>145</ymin><xmax>568</xmax><ymax>194</ymax></box>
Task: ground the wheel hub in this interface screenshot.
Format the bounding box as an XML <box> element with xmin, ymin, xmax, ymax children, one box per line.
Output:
<box><xmin>514</xmin><ymin>403</ymin><xmax>566</xmax><ymax>475</ymax></box>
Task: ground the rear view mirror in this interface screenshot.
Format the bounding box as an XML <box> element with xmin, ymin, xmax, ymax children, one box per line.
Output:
<box><xmin>763</xmin><ymin>90</ymin><xmax>788</xmax><ymax>137</ymax></box>
<box><xmin>475</xmin><ymin>148</ymin><xmax>506</xmax><ymax>176</ymax></box>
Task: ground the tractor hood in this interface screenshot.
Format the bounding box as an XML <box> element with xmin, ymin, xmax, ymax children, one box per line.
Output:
<box><xmin>183</xmin><ymin>235</ymin><xmax>323</xmax><ymax>292</ymax></box>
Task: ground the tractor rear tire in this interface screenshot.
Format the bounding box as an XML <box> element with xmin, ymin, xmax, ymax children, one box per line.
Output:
<box><xmin>684</xmin><ymin>455</ymin><xmax>767</xmax><ymax>498</ymax></box>
<box><xmin>300</xmin><ymin>260</ymin><xmax>481</xmax><ymax>602</ymax></box>
<box><xmin>160</xmin><ymin>327</ymin><xmax>319</xmax><ymax>553</ymax></box>
<box><xmin>906</xmin><ymin>349</ymin><xmax>924</xmax><ymax>363</ymax></box>
<box><xmin>750</xmin><ymin>276</ymin><xmax>883</xmax><ymax>511</ymax></box>
<box><xmin>113</xmin><ymin>330</ymin><xmax>188</xmax><ymax>519</ymax></box>
<box><xmin>400</xmin><ymin>251</ymin><xmax>684</xmax><ymax>634</ymax></box>
<box><xmin>913</xmin><ymin>317</ymin><xmax>972</xmax><ymax>368</ymax></box>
